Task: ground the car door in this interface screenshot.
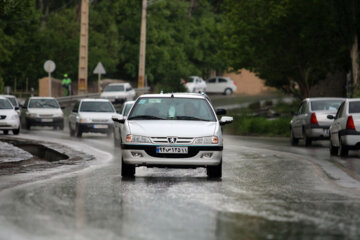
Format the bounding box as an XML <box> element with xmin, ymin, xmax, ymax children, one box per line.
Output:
<box><xmin>330</xmin><ymin>101</ymin><xmax>346</xmax><ymax>147</ymax></box>
<box><xmin>206</xmin><ymin>78</ymin><xmax>217</xmax><ymax>92</ymax></box>
<box><xmin>69</xmin><ymin>101</ymin><xmax>80</xmax><ymax>131</ymax></box>
<box><xmin>218</xmin><ymin>78</ymin><xmax>229</xmax><ymax>93</ymax></box>
<box><xmin>292</xmin><ymin>101</ymin><xmax>306</xmax><ymax>137</ymax></box>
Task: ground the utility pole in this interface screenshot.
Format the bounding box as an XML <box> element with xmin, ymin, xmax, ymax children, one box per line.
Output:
<box><xmin>78</xmin><ymin>0</ymin><xmax>89</xmax><ymax>94</ymax></box>
<box><xmin>138</xmin><ymin>0</ymin><xmax>147</xmax><ymax>88</ymax></box>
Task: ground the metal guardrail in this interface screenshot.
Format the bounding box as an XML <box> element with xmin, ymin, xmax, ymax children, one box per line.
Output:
<box><xmin>56</xmin><ymin>87</ymin><xmax>151</xmax><ymax>104</ymax></box>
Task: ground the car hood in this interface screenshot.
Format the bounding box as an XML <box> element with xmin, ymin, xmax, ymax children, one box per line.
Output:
<box><xmin>0</xmin><ymin>109</ymin><xmax>17</xmax><ymax>116</ymax></box>
<box><xmin>79</xmin><ymin>112</ymin><xmax>115</xmax><ymax>120</ymax></box>
<box><xmin>28</xmin><ymin>108</ymin><xmax>63</xmax><ymax>115</ymax></box>
<box><xmin>127</xmin><ymin>120</ymin><xmax>217</xmax><ymax>137</ymax></box>
<box><xmin>100</xmin><ymin>92</ymin><xmax>126</xmax><ymax>98</ymax></box>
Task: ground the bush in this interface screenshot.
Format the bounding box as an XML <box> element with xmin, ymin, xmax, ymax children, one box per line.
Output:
<box><xmin>224</xmin><ymin>116</ymin><xmax>291</xmax><ymax>137</ymax></box>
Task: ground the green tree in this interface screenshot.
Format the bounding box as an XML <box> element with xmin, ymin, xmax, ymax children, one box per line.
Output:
<box><xmin>223</xmin><ymin>0</ymin><xmax>347</xmax><ymax>99</ymax></box>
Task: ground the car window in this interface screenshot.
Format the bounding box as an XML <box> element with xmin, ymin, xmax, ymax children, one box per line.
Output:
<box><xmin>335</xmin><ymin>102</ymin><xmax>344</xmax><ymax>119</ymax></box>
<box><xmin>219</xmin><ymin>78</ymin><xmax>227</xmax><ymax>83</ymax></box>
<box><xmin>348</xmin><ymin>101</ymin><xmax>360</xmax><ymax>114</ymax></box>
<box><xmin>0</xmin><ymin>99</ymin><xmax>13</xmax><ymax>109</ymax></box>
<box><xmin>297</xmin><ymin>102</ymin><xmax>305</xmax><ymax>115</ymax></box>
<box><xmin>7</xmin><ymin>97</ymin><xmax>18</xmax><ymax>107</ymax></box>
<box><xmin>122</xmin><ymin>103</ymin><xmax>134</xmax><ymax>116</ymax></box>
<box><xmin>126</xmin><ymin>87</ymin><xmax>133</xmax><ymax>92</ymax></box>
<box><xmin>80</xmin><ymin>101</ymin><xmax>115</xmax><ymax>112</ymax></box>
<box><xmin>29</xmin><ymin>99</ymin><xmax>59</xmax><ymax>109</ymax></box>
<box><xmin>128</xmin><ymin>97</ymin><xmax>216</xmax><ymax>121</ymax></box>
<box><xmin>103</xmin><ymin>85</ymin><xmax>124</xmax><ymax>92</ymax></box>
<box><xmin>207</xmin><ymin>78</ymin><xmax>216</xmax><ymax>83</ymax></box>
<box><xmin>310</xmin><ymin>100</ymin><xmax>343</xmax><ymax>111</ymax></box>
<box><xmin>186</xmin><ymin>77</ymin><xmax>195</xmax><ymax>83</ymax></box>
<box><xmin>73</xmin><ymin>101</ymin><xmax>80</xmax><ymax>112</ymax></box>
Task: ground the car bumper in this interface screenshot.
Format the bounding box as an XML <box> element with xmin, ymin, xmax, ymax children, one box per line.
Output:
<box><xmin>0</xmin><ymin>119</ymin><xmax>20</xmax><ymax>130</ymax></box>
<box><xmin>26</xmin><ymin>117</ymin><xmax>64</xmax><ymax>127</ymax></box>
<box><xmin>121</xmin><ymin>144</ymin><xmax>223</xmax><ymax>167</ymax></box>
<box><xmin>78</xmin><ymin>123</ymin><xmax>113</xmax><ymax>133</ymax></box>
<box><xmin>306</xmin><ymin>125</ymin><xmax>330</xmax><ymax>139</ymax></box>
<box><xmin>340</xmin><ymin>130</ymin><xmax>360</xmax><ymax>149</ymax></box>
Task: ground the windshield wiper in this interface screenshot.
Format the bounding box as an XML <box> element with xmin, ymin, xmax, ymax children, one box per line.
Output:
<box><xmin>128</xmin><ymin>115</ymin><xmax>165</xmax><ymax>120</ymax></box>
<box><xmin>176</xmin><ymin>116</ymin><xmax>210</xmax><ymax>121</ymax></box>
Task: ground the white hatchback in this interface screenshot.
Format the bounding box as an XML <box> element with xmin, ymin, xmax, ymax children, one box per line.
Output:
<box><xmin>100</xmin><ymin>83</ymin><xmax>136</xmax><ymax>103</ymax></box>
<box><xmin>0</xmin><ymin>97</ymin><xmax>20</xmax><ymax>135</ymax></box>
<box><xmin>112</xmin><ymin>93</ymin><xmax>233</xmax><ymax>178</ymax></box>
<box><xmin>206</xmin><ymin>76</ymin><xmax>237</xmax><ymax>95</ymax></box>
<box><xmin>329</xmin><ymin>98</ymin><xmax>360</xmax><ymax>156</ymax></box>
<box><xmin>184</xmin><ymin>76</ymin><xmax>207</xmax><ymax>93</ymax></box>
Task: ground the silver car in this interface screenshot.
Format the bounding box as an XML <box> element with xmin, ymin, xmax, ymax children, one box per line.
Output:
<box><xmin>328</xmin><ymin>98</ymin><xmax>360</xmax><ymax>156</ymax></box>
<box><xmin>112</xmin><ymin>93</ymin><xmax>233</xmax><ymax>178</ymax></box>
<box><xmin>290</xmin><ymin>98</ymin><xmax>343</xmax><ymax>146</ymax></box>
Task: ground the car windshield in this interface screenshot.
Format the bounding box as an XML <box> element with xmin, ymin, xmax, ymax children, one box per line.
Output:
<box><xmin>310</xmin><ymin>100</ymin><xmax>343</xmax><ymax>111</ymax></box>
<box><xmin>29</xmin><ymin>99</ymin><xmax>59</xmax><ymax>108</ymax></box>
<box><xmin>103</xmin><ymin>85</ymin><xmax>125</xmax><ymax>92</ymax></box>
<box><xmin>7</xmin><ymin>97</ymin><xmax>18</xmax><ymax>107</ymax></box>
<box><xmin>122</xmin><ymin>103</ymin><xmax>134</xmax><ymax>116</ymax></box>
<box><xmin>128</xmin><ymin>97</ymin><xmax>216</xmax><ymax>121</ymax></box>
<box><xmin>349</xmin><ymin>101</ymin><xmax>360</xmax><ymax>114</ymax></box>
<box><xmin>186</xmin><ymin>77</ymin><xmax>195</xmax><ymax>83</ymax></box>
<box><xmin>80</xmin><ymin>101</ymin><xmax>115</xmax><ymax>112</ymax></box>
<box><xmin>0</xmin><ymin>99</ymin><xmax>13</xmax><ymax>109</ymax></box>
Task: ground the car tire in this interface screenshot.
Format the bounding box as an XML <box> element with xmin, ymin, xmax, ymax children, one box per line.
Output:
<box><xmin>303</xmin><ymin>128</ymin><xmax>312</xmax><ymax>146</ymax></box>
<box><xmin>329</xmin><ymin>137</ymin><xmax>338</xmax><ymax>156</ymax></box>
<box><xmin>3</xmin><ymin>130</ymin><xmax>8</xmax><ymax>135</ymax></box>
<box><xmin>26</xmin><ymin>121</ymin><xmax>31</xmax><ymax>130</ymax></box>
<box><xmin>207</xmin><ymin>162</ymin><xmax>222</xmax><ymax>179</ymax></box>
<box><xmin>224</xmin><ymin>88</ymin><xmax>233</xmax><ymax>95</ymax></box>
<box><xmin>339</xmin><ymin>137</ymin><xmax>348</xmax><ymax>157</ymax></box>
<box><xmin>75</xmin><ymin>124</ymin><xmax>82</xmax><ymax>138</ymax></box>
<box><xmin>290</xmin><ymin>128</ymin><xmax>299</xmax><ymax>146</ymax></box>
<box><xmin>59</xmin><ymin>124</ymin><xmax>64</xmax><ymax>131</ymax></box>
<box><xmin>121</xmin><ymin>158</ymin><xmax>135</xmax><ymax>178</ymax></box>
<box><xmin>69</xmin><ymin>123</ymin><xmax>75</xmax><ymax>137</ymax></box>
<box><xmin>12</xmin><ymin>128</ymin><xmax>20</xmax><ymax>135</ymax></box>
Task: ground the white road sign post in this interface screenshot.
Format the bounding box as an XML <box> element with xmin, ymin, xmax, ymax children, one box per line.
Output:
<box><xmin>93</xmin><ymin>62</ymin><xmax>106</xmax><ymax>93</ymax></box>
<box><xmin>44</xmin><ymin>60</ymin><xmax>56</xmax><ymax>97</ymax></box>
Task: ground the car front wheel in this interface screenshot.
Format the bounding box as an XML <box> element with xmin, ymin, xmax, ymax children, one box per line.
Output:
<box><xmin>121</xmin><ymin>158</ymin><xmax>135</xmax><ymax>178</ymax></box>
<box><xmin>290</xmin><ymin>128</ymin><xmax>299</xmax><ymax>146</ymax></box>
<box><xmin>224</xmin><ymin>88</ymin><xmax>233</xmax><ymax>95</ymax></box>
<box><xmin>207</xmin><ymin>162</ymin><xmax>222</xmax><ymax>179</ymax></box>
<box><xmin>76</xmin><ymin>124</ymin><xmax>82</xmax><ymax>138</ymax></box>
<box><xmin>12</xmin><ymin>128</ymin><xmax>20</xmax><ymax>135</ymax></box>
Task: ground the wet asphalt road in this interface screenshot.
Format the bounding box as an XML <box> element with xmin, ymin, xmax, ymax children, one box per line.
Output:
<box><xmin>0</xmin><ymin>129</ymin><xmax>360</xmax><ymax>240</ymax></box>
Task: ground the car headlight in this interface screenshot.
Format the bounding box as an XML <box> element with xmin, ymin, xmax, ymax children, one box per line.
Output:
<box><xmin>79</xmin><ymin>117</ymin><xmax>91</xmax><ymax>123</ymax></box>
<box><xmin>193</xmin><ymin>136</ymin><xmax>218</xmax><ymax>144</ymax></box>
<box><xmin>126</xmin><ymin>134</ymin><xmax>151</xmax><ymax>143</ymax></box>
<box><xmin>26</xmin><ymin>112</ymin><xmax>38</xmax><ymax>118</ymax></box>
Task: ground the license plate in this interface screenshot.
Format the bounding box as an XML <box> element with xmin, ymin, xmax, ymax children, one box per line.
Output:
<box><xmin>324</xmin><ymin>129</ymin><xmax>329</xmax><ymax>137</ymax></box>
<box><xmin>94</xmin><ymin>125</ymin><xmax>108</xmax><ymax>129</ymax></box>
<box><xmin>41</xmin><ymin>119</ymin><xmax>53</xmax><ymax>122</ymax></box>
<box><xmin>156</xmin><ymin>146</ymin><xmax>188</xmax><ymax>154</ymax></box>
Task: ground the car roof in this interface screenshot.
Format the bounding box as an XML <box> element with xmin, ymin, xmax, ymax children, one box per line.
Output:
<box><xmin>107</xmin><ymin>83</ymin><xmax>129</xmax><ymax>86</ymax></box>
<box><xmin>29</xmin><ymin>96</ymin><xmax>56</xmax><ymax>100</ymax></box>
<box><xmin>305</xmin><ymin>97</ymin><xmax>344</xmax><ymax>101</ymax></box>
<box><xmin>0</xmin><ymin>94</ymin><xmax>16</xmax><ymax>98</ymax></box>
<box><xmin>81</xmin><ymin>98</ymin><xmax>111</xmax><ymax>102</ymax></box>
<box><xmin>345</xmin><ymin>98</ymin><xmax>360</xmax><ymax>102</ymax></box>
<box><xmin>124</xmin><ymin>100</ymin><xmax>135</xmax><ymax>105</ymax></box>
<box><xmin>139</xmin><ymin>93</ymin><xmax>206</xmax><ymax>99</ymax></box>
<box><xmin>0</xmin><ymin>96</ymin><xmax>10</xmax><ymax>100</ymax></box>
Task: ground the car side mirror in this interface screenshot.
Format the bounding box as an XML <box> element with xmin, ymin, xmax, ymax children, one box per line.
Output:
<box><xmin>72</xmin><ymin>109</ymin><xmax>77</xmax><ymax>113</ymax></box>
<box><xmin>112</xmin><ymin>114</ymin><xmax>125</xmax><ymax>124</ymax></box>
<box><xmin>220</xmin><ymin>116</ymin><xmax>233</xmax><ymax>126</ymax></box>
<box><xmin>15</xmin><ymin>107</ymin><xmax>19</xmax><ymax>110</ymax></box>
<box><xmin>327</xmin><ymin>114</ymin><xmax>335</xmax><ymax>120</ymax></box>
<box><xmin>61</xmin><ymin>106</ymin><xmax>65</xmax><ymax>110</ymax></box>
<box><xmin>216</xmin><ymin>108</ymin><xmax>227</xmax><ymax>115</ymax></box>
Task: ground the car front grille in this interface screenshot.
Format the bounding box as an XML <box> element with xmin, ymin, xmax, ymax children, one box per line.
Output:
<box><xmin>92</xmin><ymin>119</ymin><xmax>108</xmax><ymax>123</ymax></box>
<box><xmin>150</xmin><ymin>137</ymin><xmax>194</xmax><ymax>144</ymax></box>
<box><xmin>39</xmin><ymin>114</ymin><xmax>53</xmax><ymax>118</ymax></box>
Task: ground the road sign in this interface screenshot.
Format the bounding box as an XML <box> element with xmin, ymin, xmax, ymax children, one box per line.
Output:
<box><xmin>44</xmin><ymin>60</ymin><xmax>56</xmax><ymax>73</ymax></box>
<box><xmin>93</xmin><ymin>62</ymin><xmax>106</xmax><ymax>74</ymax></box>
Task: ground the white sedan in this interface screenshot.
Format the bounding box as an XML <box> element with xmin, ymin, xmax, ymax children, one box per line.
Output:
<box><xmin>329</xmin><ymin>98</ymin><xmax>360</xmax><ymax>156</ymax></box>
<box><xmin>0</xmin><ymin>96</ymin><xmax>20</xmax><ymax>135</ymax></box>
<box><xmin>112</xmin><ymin>93</ymin><xmax>233</xmax><ymax>178</ymax></box>
<box><xmin>68</xmin><ymin>99</ymin><xmax>116</xmax><ymax>137</ymax></box>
